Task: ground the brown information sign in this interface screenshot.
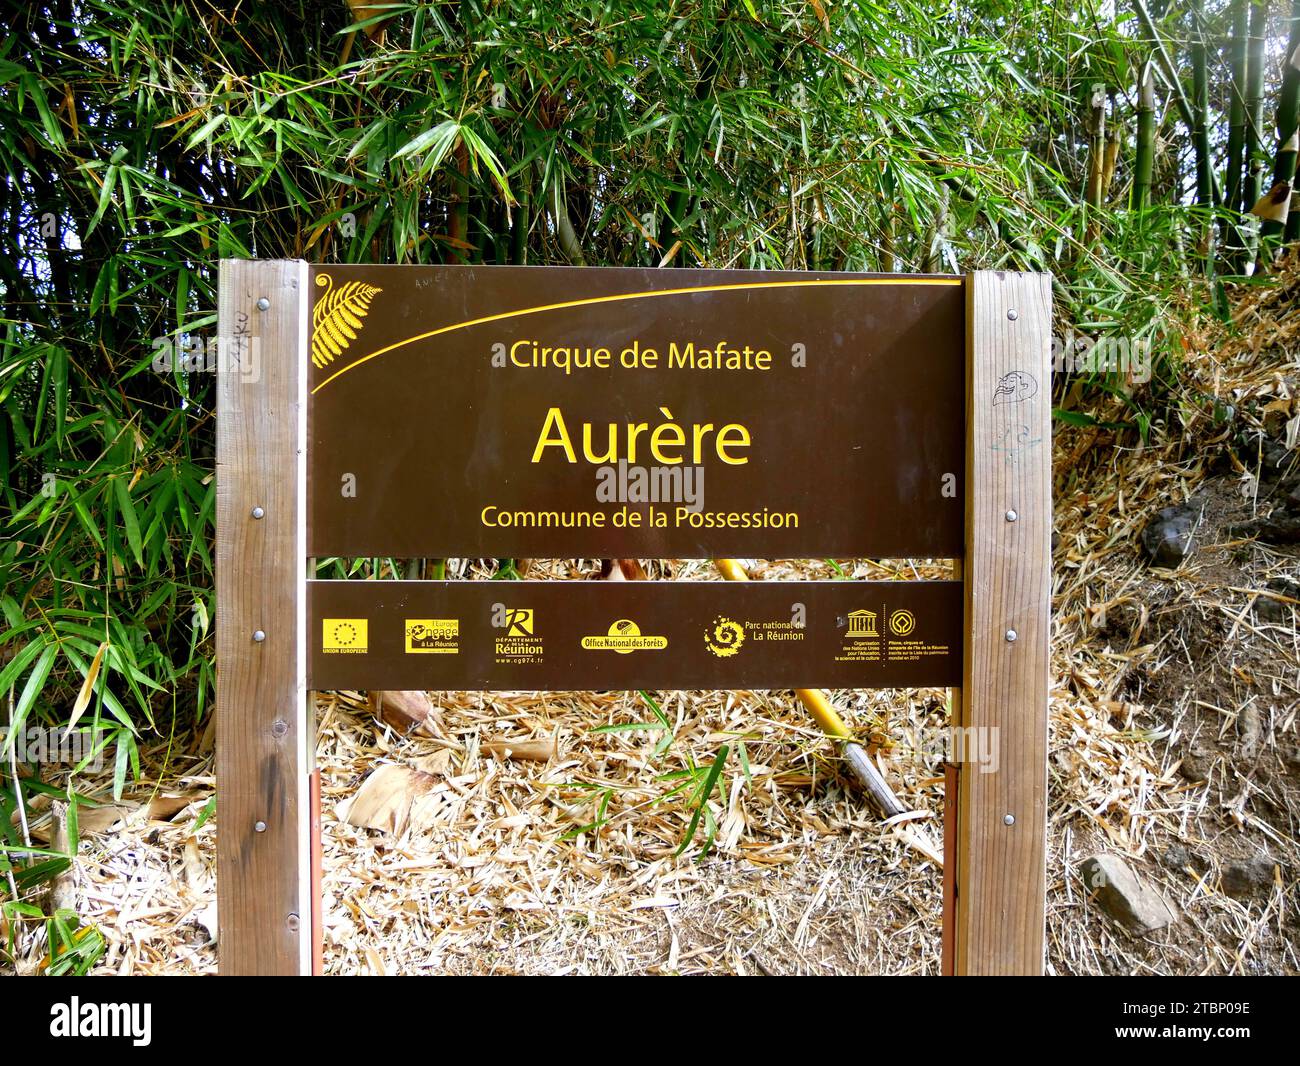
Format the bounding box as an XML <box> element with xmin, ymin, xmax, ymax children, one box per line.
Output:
<box><xmin>306</xmin><ymin>266</ymin><xmax>965</xmax><ymax>558</ymax></box>
<box><xmin>219</xmin><ymin>262</ymin><xmax>1053</xmax><ymax>976</ymax></box>
<box><xmin>307</xmin><ymin>579</ymin><xmax>961</xmax><ymax>691</ymax></box>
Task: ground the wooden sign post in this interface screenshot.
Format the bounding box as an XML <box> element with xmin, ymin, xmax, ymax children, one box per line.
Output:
<box><xmin>216</xmin><ymin>262</ymin><xmax>1050</xmax><ymax>976</ymax></box>
<box><xmin>215</xmin><ymin>260</ymin><xmax>312</xmax><ymax>975</ymax></box>
<box><xmin>956</xmin><ymin>272</ymin><xmax>1051</xmax><ymax>974</ymax></box>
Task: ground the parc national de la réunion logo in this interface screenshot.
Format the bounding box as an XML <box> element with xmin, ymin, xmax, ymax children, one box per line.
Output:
<box><xmin>310</xmin><ymin>273</ymin><xmax>383</xmax><ymax>368</ymax></box>
<box><xmin>704</xmin><ymin>616</ymin><xmax>745</xmax><ymax>657</ymax></box>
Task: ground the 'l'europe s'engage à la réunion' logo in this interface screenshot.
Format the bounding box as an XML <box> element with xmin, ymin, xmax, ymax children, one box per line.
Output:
<box><xmin>405</xmin><ymin>619</ymin><xmax>459</xmax><ymax>654</ymax></box>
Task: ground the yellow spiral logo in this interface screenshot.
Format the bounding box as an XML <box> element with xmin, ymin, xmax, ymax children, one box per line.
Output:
<box><xmin>704</xmin><ymin>617</ymin><xmax>745</xmax><ymax>658</ymax></box>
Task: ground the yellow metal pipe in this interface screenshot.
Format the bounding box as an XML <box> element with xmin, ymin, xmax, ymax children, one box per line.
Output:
<box><xmin>713</xmin><ymin>557</ymin><xmax>750</xmax><ymax>583</ymax></box>
<box><xmin>793</xmin><ymin>686</ymin><xmax>853</xmax><ymax>741</ymax></box>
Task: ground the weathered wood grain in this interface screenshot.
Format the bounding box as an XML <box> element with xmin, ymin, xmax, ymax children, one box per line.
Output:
<box><xmin>216</xmin><ymin>259</ymin><xmax>310</xmax><ymax>975</ymax></box>
<box><xmin>955</xmin><ymin>271</ymin><xmax>1051</xmax><ymax>975</ymax></box>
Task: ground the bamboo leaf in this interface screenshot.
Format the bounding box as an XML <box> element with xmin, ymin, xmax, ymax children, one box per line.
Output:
<box><xmin>12</xmin><ymin>643</ymin><xmax>58</xmax><ymax>735</ymax></box>
<box><xmin>392</xmin><ymin>119</ymin><xmax>460</xmax><ymax>164</ymax></box>
<box><xmin>67</xmin><ymin>640</ymin><xmax>108</xmax><ymax>733</ymax></box>
<box><xmin>113</xmin><ymin>476</ymin><xmax>143</xmax><ymax>569</ymax></box>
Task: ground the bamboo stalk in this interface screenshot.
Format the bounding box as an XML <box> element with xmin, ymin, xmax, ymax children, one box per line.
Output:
<box><xmin>1263</xmin><ymin>1</ymin><xmax>1300</xmax><ymax>247</ymax></box>
<box><xmin>1244</xmin><ymin>0</ymin><xmax>1268</xmax><ymax>215</ymax></box>
<box><xmin>881</xmin><ymin>198</ymin><xmax>897</xmax><ymax>274</ymax></box>
<box><xmin>1100</xmin><ymin>123</ymin><xmax>1122</xmax><ymax>203</ymax></box>
<box><xmin>1225</xmin><ymin>0</ymin><xmax>1254</xmax><ymax>269</ymax></box>
<box><xmin>511</xmin><ymin>192</ymin><xmax>529</xmax><ymax>265</ymax></box>
<box><xmin>449</xmin><ymin>142</ymin><xmax>470</xmax><ymax>263</ymax></box>
<box><xmin>1133</xmin><ymin>0</ymin><xmax>1225</xmax><ymax>207</ymax></box>
<box><xmin>1225</xmin><ymin>0</ymin><xmax>1250</xmax><ymax>215</ymax></box>
<box><xmin>1239</xmin><ymin>0</ymin><xmax>1270</xmax><ymax>269</ymax></box>
<box><xmin>1190</xmin><ymin>0</ymin><xmax>1218</xmax><ymax>277</ymax></box>
<box><xmin>667</xmin><ymin>188</ymin><xmax>690</xmax><ymax>268</ymax></box>
<box><xmin>1133</xmin><ymin>62</ymin><xmax>1156</xmax><ymax>210</ymax></box>
<box><xmin>1084</xmin><ymin>82</ymin><xmax>1107</xmax><ymax>244</ymax></box>
<box><xmin>1191</xmin><ymin>4</ymin><xmax>1214</xmax><ymax>210</ymax></box>
<box><xmin>1085</xmin><ymin>83</ymin><xmax>1106</xmax><ymax>210</ymax></box>
<box><xmin>547</xmin><ymin>167</ymin><xmax>586</xmax><ymax>266</ymax></box>
<box><xmin>1285</xmin><ymin>46</ymin><xmax>1300</xmax><ymax>243</ymax></box>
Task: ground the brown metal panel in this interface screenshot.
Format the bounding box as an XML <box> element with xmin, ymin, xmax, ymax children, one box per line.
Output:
<box><xmin>307</xmin><ymin>579</ymin><xmax>961</xmax><ymax>691</ymax></box>
<box><xmin>306</xmin><ymin>266</ymin><xmax>965</xmax><ymax>558</ymax></box>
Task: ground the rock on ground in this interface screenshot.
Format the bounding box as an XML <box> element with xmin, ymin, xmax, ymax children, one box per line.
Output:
<box><xmin>1220</xmin><ymin>854</ymin><xmax>1277</xmax><ymax>900</ymax></box>
<box><xmin>1080</xmin><ymin>854</ymin><xmax>1178</xmax><ymax>935</ymax></box>
<box><xmin>1140</xmin><ymin>503</ymin><xmax>1201</xmax><ymax>568</ymax></box>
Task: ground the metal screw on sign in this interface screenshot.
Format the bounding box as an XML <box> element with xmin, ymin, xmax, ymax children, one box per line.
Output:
<box><xmin>253</xmin><ymin>629</ymin><xmax>266</xmax><ymax>643</ymax></box>
<box><xmin>256</xmin><ymin>297</ymin><xmax>270</xmax><ymax>311</ymax></box>
<box><xmin>1005</xmin><ymin>629</ymin><xmax>1017</xmax><ymax>642</ymax></box>
<box><xmin>1004</xmin><ymin>814</ymin><xmax>1016</xmax><ymax>826</ymax></box>
<box><xmin>271</xmin><ymin>718</ymin><xmax>288</xmax><ymax>738</ymax></box>
<box><xmin>1005</xmin><ymin>509</ymin><xmax>1018</xmax><ymax>522</ymax></box>
<box><xmin>254</xmin><ymin>821</ymin><xmax>267</xmax><ymax>833</ymax></box>
<box><xmin>1007</xmin><ymin>308</ymin><xmax>1019</xmax><ymax>321</ymax></box>
<box><xmin>251</xmin><ymin>506</ymin><xmax>265</xmax><ymax>519</ymax></box>
<box><xmin>286</xmin><ymin>913</ymin><xmax>300</xmax><ymax>932</ymax></box>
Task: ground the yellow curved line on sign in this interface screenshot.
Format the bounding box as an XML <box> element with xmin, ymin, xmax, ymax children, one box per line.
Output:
<box><xmin>310</xmin><ymin>276</ymin><xmax>963</xmax><ymax>393</ymax></box>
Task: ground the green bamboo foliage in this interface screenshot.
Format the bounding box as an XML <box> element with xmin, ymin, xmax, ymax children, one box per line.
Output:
<box><xmin>0</xmin><ymin>1</ymin><xmax>1088</xmax><ymax>770</ymax></box>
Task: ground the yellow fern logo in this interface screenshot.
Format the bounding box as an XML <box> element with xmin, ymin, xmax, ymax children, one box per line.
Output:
<box><xmin>311</xmin><ymin>273</ymin><xmax>382</xmax><ymax>368</ymax></box>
